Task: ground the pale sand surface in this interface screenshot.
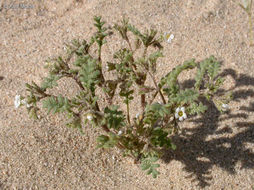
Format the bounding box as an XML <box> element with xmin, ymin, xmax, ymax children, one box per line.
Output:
<box><xmin>0</xmin><ymin>0</ymin><xmax>254</xmax><ymax>189</ymax></box>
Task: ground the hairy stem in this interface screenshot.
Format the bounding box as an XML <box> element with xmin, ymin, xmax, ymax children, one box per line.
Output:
<box><xmin>149</xmin><ymin>91</ymin><xmax>159</xmax><ymax>104</ymax></box>
<box><xmin>248</xmin><ymin>12</ymin><xmax>254</xmax><ymax>46</ymax></box>
<box><xmin>127</xmin><ymin>101</ymin><xmax>131</xmax><ymax>124</ymax></box>
<box><xmin>126</xmin><ymin>37</ymin><xmax>133</xmax><ymax>52</ymax></box>
<box><xmin>141</xmin><ymin>94</ymin><xmax>146</xmax><ymax>111</ymax></box>
<box><xmin>148</xmin><ymin>71</ymin><xmax>166</xmax><ymax>104</ymax></box>
<box><xmin>101</xmin><ymin>124</ymin><xmax>110</xmax><ymax>132</ymax></box>
<box><xmin>98</xmin><ymin>45</ymin><xmax>102</xmax><ymax>67</ymax></box>
<box><xmin>141</xmin><ymin>47</ymin><xmax>148</xmax><ymax>110</ymax></box>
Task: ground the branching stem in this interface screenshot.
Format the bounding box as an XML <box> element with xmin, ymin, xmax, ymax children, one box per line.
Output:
<box><xmin>148</xmin><ymin>71</ymin><xmax>166</xmax><ymax>104</ymax></box>
<box><xmin>126</xmin><ymin>37</ymin><xmax>133</xmax><ymax>52</ymax></box>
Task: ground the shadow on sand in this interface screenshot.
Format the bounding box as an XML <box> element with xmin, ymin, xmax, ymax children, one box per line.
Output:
<box><xmin>162</xmin><ymin>69</ymin><xmax>254</xmax><ymax>187</ymax></box>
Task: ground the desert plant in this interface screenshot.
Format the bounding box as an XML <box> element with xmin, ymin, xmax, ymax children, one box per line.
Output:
<box><xmin>16</xmin><ymin>16</ymin><xmax>231</xmax><ymax>178</ymax></box>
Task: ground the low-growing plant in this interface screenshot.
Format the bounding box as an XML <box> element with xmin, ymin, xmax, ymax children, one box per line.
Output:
<box><xmin>16</xmin><ymin>16</ymin><xmax>232</xmax><ymax>178</ymax></box>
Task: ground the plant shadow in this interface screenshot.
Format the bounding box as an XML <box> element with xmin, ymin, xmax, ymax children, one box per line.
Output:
<box><xmin>162</xmin><ymin>69</ymin><xmax>254</xmax><ymax>188</ymax></box>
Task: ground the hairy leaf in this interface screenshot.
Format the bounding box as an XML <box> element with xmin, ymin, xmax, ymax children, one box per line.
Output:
<box><xmin>103</xmin><ymin>105</ymin><xmax>125</xmax><ymax>130</ymax></box>
<box><xmin>43</xmin><ymin>96</ymin><xmax>71</xmax><ymax>114</ymax></box>
<box><xmin>41</xmin><ymin>74</ymin><xmax>61</xmax><ymax>90</ymax></box>
<box><xmin>141</xmin><ymin>157</ymin><xmax>160</xmax><ymax>178</ymax></box>
<box><xmin>79</xmin><ymin>58</ymin><xmax>100</xmax><ymax>92</ymax></box>
<box><xmin>160</xmin><ymin>59</ymin><xmax>197</xmax><ymax>97</ymax></box>
<box><xmin>172</xmin><ymin>89</ymin><xmax>199</xmax><ymax>104</ymax></box>
<box><xmin>188</xmin><ymin>102</ymin><xmax>207</xmax><ymax>115</ymax></box>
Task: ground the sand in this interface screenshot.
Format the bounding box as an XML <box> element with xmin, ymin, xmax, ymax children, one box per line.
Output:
<box><xmin>0</xmin><ymin>0</ymin><xmax>254</xmax><ymax>189</ymax></box>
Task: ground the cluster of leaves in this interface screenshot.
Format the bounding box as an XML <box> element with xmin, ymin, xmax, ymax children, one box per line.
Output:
<box><xmin>22</xmin><ymin>16</ymin><xmax>231</xmax><ymax>178</ymax></box>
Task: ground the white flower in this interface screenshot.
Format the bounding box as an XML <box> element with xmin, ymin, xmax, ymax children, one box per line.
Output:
<box><xmin>175</xmin><ymin>107</ymin><xmax>187</xmax><ymax>121</ymax></box>
<box><xmin>26</xmin><ymin>103</ymin><xmax>32</xmax><ymax>108</ymax></box>
<box><xmin>222</xmin><ymin>103</ymin><xmax>229</xmax><ymax>111</ymax></box>
<box><xmin>14</xmin><ymin>95</ymin><xmax>32</xmax><ymax>109</ymax></box>
<box><xmin>14</xmin><ymin>95</ymin><xmax>21</xmax><ymax>109</ymax></box>
<box><xmin>117</xmin><ymin>130</ymin><xmax>123</xmax><ymax>136</ymax></box>
<box><xmin>135</xmin><ymin>113</ymin><xmax>140</xmax><ymax>118</ymax></box>
<box><xmin>45</xmin><ymin>61</ymin><xmax>54</xmax><ymax>68</ymax></box>
<box><xmin>106</xmin><ymin>65</ymin><xmax>109</xmax><ymax>71</ymax></box>
<box><xmin>164</xmin><ymin>32</ymin><xmax>174</xmax><ymax>44</ymax></box>
<box><xmin>87</xmin><ymin>114</ymin><xmax>93</xmax><ymax>121</ymax></box>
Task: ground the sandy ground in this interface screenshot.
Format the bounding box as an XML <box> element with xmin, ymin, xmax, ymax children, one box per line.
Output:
<box><xmin>0</xmin><ymin>0</ymin><xmax>254</xmax><ymax>189</ymax></box>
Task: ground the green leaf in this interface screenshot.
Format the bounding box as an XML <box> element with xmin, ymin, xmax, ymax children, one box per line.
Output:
<box><xmin>195</xmin><ymin>56</ymin><xmax>222</xmax><ymax>90</ymax></box>
<box><xmin>127</xmin><ymin>24</ymin><xmax>144</xmax><ymax>40</ymax></box>
<box><xmin>127</xmin><ymin>25</ymin><xmax>162</xmax><ymax>48</ymax></box>
<box><xmin>103</xmin><ymin>80</ymin><xmax>118</xmax><ymax>99</ymax></box>
<box><xmin>141</xmin><ymin>162</ymin><xmax>150</xmax><ymax>170</ymax></box>
<box><xmin>141</xmin><ymin>157</ymin><xmax>160</xmax><ymax>178</ymax></box>
<box><xmin>41</xmin><ymin>74</ymin><xmax>61</xmax><ymax>90</ymax></box>
<box><xmin>114</xmin><ymin>18</ymin><xmax>129</xmax><ymax>40</ymax></box>
<box><xmin>103</xmin><ymin>105</ymin><xmax>125</xmax><ymax>130</ymax></box>
<box><xmin>152</xmin><ymin>169</ymin><xmax>159</xmax><ymax>178</ymax></box>
<box><xmin>74</xmin><ymin>55</ymin><xmax>91</xmax><ymax>67</ymax></box>
<box><xmin>93</xmin><ymin>16</ymin><xmax>108</xmax><ymax>47</ymax></box>
<box><xmin>106</xmin><ymin>62</ymin><xmax>116</xmax><ymax>71</ymax></box>
<box><xmin>171</xmin><ymin>143</ymin><xmax>177</xmax><ymax>150</ymax></box>
<box><xmin>144</xmin><ymin>103</ymin><xmax>169</xmax><ymax>125</ymax></box>
<box><xmin>172</xmin><ymin>89</ymin><xmax>199</xmax><ymax>104</ymax></box>
<box><xmin>188</xmin><ymin>102</ymin><xmax>207</xmax><ymax>115</ymax></box>
<box><xmin>66</xmin><ymin>116</ymin><xmax>84</xmax><ymax>135</ymax></box>
<box><xmin>43</xmin><ymin>96</ymin><xmax>71</xmax><ymax>114</ymax></box>
<box><xmin>79</xmin><ymin>58</ymin><xmax>101</xmax><ymax>92</ymax></box>
<box><xmin>150</xmin><ymin>127</ymin><xmax>173</xmax><ymax>148</ymax></box>
<box><xmin>160</xmin><ymin>59</ymin><xmax>197</xmax><ymax>97</ymax></box>
<box><xmin>147</xmin><ymin>51</ymin><xmax>163</xmax><ymax>73</ymax></box>
<box><xmin>96</xmin><ymin>133</ymin><xmax>118</xmax><ymax>148</ymax></box>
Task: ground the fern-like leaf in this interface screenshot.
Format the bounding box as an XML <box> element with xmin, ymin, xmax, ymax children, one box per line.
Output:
<box><xmin>41</xmin><ymin>74</ymin><xmax>61</xmax><ymax>90</ymax></box>
<box><xmin>172</xmin><ymin>89</ymin><xmax>199</xmax><ymax>104</ymax></box>
<box><xmin>79</xmin><ymin>58</ymin><xmax>100</xmax><ymax>92</ymax></box>
<box><xmin>43</xmin><ymin>96</ymin><xmax>71</xmax><ymax>114</ymax></box>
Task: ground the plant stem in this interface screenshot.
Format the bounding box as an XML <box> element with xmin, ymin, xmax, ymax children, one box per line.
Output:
<box><xmin>126</xmin><ymin>38</ymin><xmax>133</xmax><ymax>52</ymax></box>
<box><xmin>127</xmin><ymin>101</ymin><xmax>131</xmax><ymax>124</ymax></box>
<box><xmin>248</xmin><ymin>12</ymin><xmax>254</xmax><ymax>46</ymax></box>
<box><xmin>140</xmin><ymin>47</ymin><xmax>148</xmax><ymax>110</ymax></box>
<box><xmin>98</xmin><ymin>45</ymin><xmax>102</xmax><ymax>67</ymax></box>
<box><xmin>101</xmin><ymin>124</ymin><xmax>110</xmax><ymax>132</ymax></box>
<box><xmin>141</xmin><ymin>94</ymin><xmax>146</xmax><ymax>111</ymax></box>
<box><xmin>149</xmin><ymin>91</ymin><xmax>158</xmax><ymax>104</ymax></box>
<box><xmin>148</xmin><ymin>71</ymin><xmax>166</xmax><ymax>104</ymax></box>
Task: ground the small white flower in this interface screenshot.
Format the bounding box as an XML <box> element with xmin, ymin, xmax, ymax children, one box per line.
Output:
<box><xmin>175</xmin><ymin>107</ymin><xmax>187</xmax><ymax>121</ymax></box>
<box><xmin>117</xmin><ymin>130</ymin><xmax>123</xmax><ymax>136</ymax></box>
<box><xmin>222</xmin><ymin>103</ymin><xmax>229</xmax><ymax>111</ymax></box>
<box><xmin>14</xmin><ymin>95</ymin><xmax>21</xmax><ymax>109</ymax></box>
<box><xmin>87</xmin><ymin>114</ymin><xmax>93</xmax><ymax>121</ymax></box>
<box><xmin>106</xmin><ymin>65</ymin><xmax>109</xmax><ymax>71</ymax></box>
<box><xmin>45</xmin><ymin>61</ymin><xmax>54</xmax><ymax>68</ymax></box>
<box><xmin>26</xmin><ymin>103</ymin><xmax>32</xmax><ymax>108</ymax></box>
<box><xmin>164</xmin><ymin>32</ymin><xmax>174</xmax><ymax>44</ymax></box>
<box><xmin>135</xmin><ymin>113</ymin><xmax>140</xmax><ymax>118</ymax></box>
